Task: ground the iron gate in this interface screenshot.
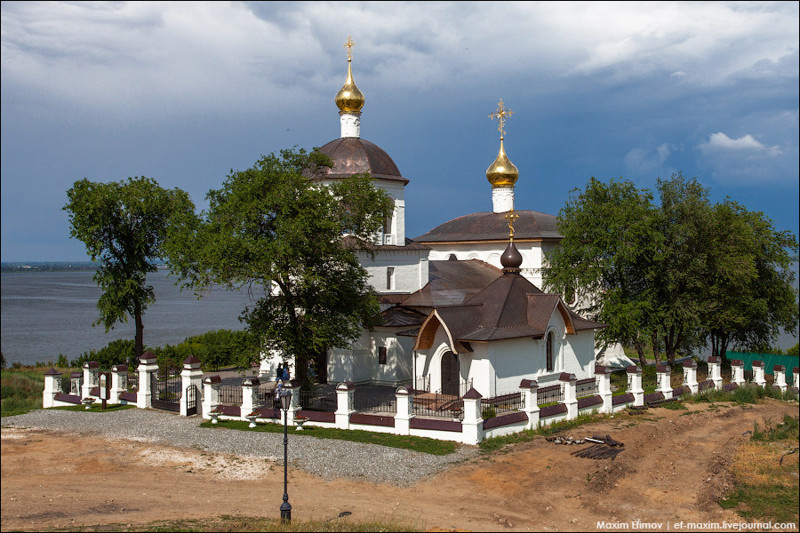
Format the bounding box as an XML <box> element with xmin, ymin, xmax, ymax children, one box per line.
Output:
<box><xmin>186</xmin><ymin>384</ymin><xmax>198</xmax><ymax>416</ymax></box>
<box><xmin>151</xmin><ymin>369</ymin><xmax>181</xmax><ymax>412</ymax></box>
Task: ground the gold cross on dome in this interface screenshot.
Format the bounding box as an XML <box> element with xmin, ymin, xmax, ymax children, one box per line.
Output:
<box><xmin>344</xmin><ymin>36</ymin><xmax>355</xmax><ymax>61</ymax></box>
<box><xmin>489</xmin><ymin>99</ymin><xmax>514</xmax><ymax>138</ymax></box>
<box><xmin>505</xmin><ymin>209</ymin><xmax>519</xmax><ymax>240</ymax></box>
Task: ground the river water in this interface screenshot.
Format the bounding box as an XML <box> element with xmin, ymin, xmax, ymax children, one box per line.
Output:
<box><xmin>2</xmin><ymin>263</ymin><xmax>797</xmax><ymax>367</ymax></box>
<box><xmin>1</xmin><ymin>269</ymin><xmax>260</xmax><ymax>366</ymax></box>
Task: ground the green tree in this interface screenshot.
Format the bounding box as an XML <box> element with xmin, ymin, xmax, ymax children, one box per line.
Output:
<box><xmin>545</xmin><ymin>173</ymin><xmax>798</xmax><ymax>367</ymax></box>
<box><xmin>166</xmin><ymin>148</ymin><xmax>394</xmax><ymax>389</ymax></box>
<box><xmin>543</xmin><ymin>177</ymin><xmax>661</xmax><ymax>368</ymax></box>
<box><xmin>64</xmin><ymin>177</ymin><xmax>195</xmax><ymax>359</ymax></box>
<box><xmin>701</xmin><ymin>200</ymin><xmax>798</xmax><ymax>361</ymax></box>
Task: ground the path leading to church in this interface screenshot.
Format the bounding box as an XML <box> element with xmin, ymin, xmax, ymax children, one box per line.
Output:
<box><xmin>1</xmin><ymin>399</ymin><xmax>797</xmax><ymax>532</ymax></box>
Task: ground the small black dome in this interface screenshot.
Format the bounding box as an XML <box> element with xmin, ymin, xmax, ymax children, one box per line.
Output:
<box><xmin>500</xmin><ymin>241</ymin><xmax>523</xmax><ymax>272</ymax></box>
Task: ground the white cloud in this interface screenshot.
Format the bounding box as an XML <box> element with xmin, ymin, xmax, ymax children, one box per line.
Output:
<box><xmin>1</xmin><ymin>1</ymin><xmax>797</xmax><ymax>120</ymax></box>
<box><xmin>701</xmin><ymin>132</ymin><xmax>782</xmax><ymax>157</ymax></box>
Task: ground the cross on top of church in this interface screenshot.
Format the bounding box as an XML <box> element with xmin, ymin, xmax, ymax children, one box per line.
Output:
<box><xmin>489</xmin><ymin>99</ymin><xmax>514</xmax><ymax>139</ymax></box>
<box><xmin>344</xmin><ymin>36</ymin><xmax>355</xmax><ymax>61</ymax></box>
<box><xmin>505</xmin><ymin>209</ymin><xmax>519</xmax><ymax>240</ymax></box>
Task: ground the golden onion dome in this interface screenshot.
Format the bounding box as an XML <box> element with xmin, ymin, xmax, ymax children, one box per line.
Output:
<box><xmin>486</xmin><ymin>138</ymin><xmax>519</xmax><ymax>188</ymax></box>
<box><xmin>335</xmin><ymin>58</ymin><xmax>364</xmax><ymax>114</ymax></box>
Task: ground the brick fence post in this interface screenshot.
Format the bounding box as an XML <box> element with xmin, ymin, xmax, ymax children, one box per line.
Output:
<box><xmin>707</xmin><ymin>356</ymin><xmax>722</xmax><ymax>390</ymax></box>
<box><xmin>561</xmin><ymin>373</ymin><xmax>578</xmax><ymax>420</ymax></box>
<box><xmin>772</xmin><ymin>365</ymin><xmax>787</xmax><ymax>392</ymax></box>
<box><xmin>730</xmin><ymin>360</ymin><xmax>745</xmax><ymax>386</ymax></box>
<box><xmin>520</xmin><ymin>379</ymin><xmax>539</xmax><ymax>430</ymax></box>
<box><xmin>461</xmin><ymin>388</ymin><xmax>483</xmax><ymax>445</ymax></box>
<box><xmin>595</xmin><ymin>365</ymin><xmax>612</xmax><ymax>413</ymax></box>
<box><xmin>628</xmin><ymin>365</ymin><xmax>645</xmax><ymax>406</ymax></box>
<box><xmin>683</xmin><ymin>359</ymin><xmax>698</xmax><ymax>394</ymax></box>
<box><xmin>656</xmin><ymin>364</ymin><xmax>673</xmax><ymax>400</ymax></box>
<box><xmin>752</xmin><ymin>360</ymin><xmax>766</xmax><ymax>387</ymax></box>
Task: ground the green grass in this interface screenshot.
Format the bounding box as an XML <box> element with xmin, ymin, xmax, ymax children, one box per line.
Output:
<box><xmin>752</xmin><ymin>414</ymin><xmax>799</xmax><ymax>442</ymax></box>
<box><xmin>720</xmin><ymin>483</ymin><xmax>799</xmax><ymax>524</ymax></box>
<box><xmin>200</xmin><ymin>419</ymin><xmax>458</xmax><ymax>455</ymax></box>
<box><xmin>1</xmin><ymin>369</ymin><xmax>46</xmax><ymax>417</ymax></box>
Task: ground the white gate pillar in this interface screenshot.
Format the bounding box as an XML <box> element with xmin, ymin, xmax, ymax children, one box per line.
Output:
<box><xmin>137</xmin><ymin>353</ymin><xmax>159</xmax><ymax>409</ymax></box>
<box><xmin>180</xmin><ymin>356</ymin><xmax>204</xmax><ymax>417</ymax></box>
<box><xmin>240</xmin><ymin>377</ymin><xmax>261</xmax><ymax>421</ymax></box>
<box><xmin>43</xmin><ymin>368</ymin><xmax>61</xmax><ymax>408</ymax></box>
<box><xmin>202</xmin><ymin>375</ymin><xmax>221</xmax><ymax>418</ymax></box>
<box><xmin>335</xmin><ymin>381</ymin><xmax>355</xmax><ymax>429</ymax></box>
<box><xmin>793</xmin><ymin>367</ymin><xmax>800</xmax><ymax>390</ymax></box>
<box><xmin>110</xmin><ymin>364</ymin><xmax>128</xmax><ymax>405</ymax></box>
<box><xmin>394</xmin><ymin>386</ymin><xmax>414</xmax><ymax>436</ymax></box>
<box><xmin>82</xmin><ymin>361</ymin><xmax>99</xmax><ymax>398</ymax></box>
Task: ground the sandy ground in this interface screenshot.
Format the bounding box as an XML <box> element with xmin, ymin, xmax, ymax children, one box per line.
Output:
<box><xmin>2</xmin><ymin>399</ymin><xmax>798</xmax><ymax>532</ymax></box>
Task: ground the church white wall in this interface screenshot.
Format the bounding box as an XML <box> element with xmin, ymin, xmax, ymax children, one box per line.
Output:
<box><xmin>360</xmin><ymin>252</ymin><xmax>429</xmax><ymax>294</ymax></box>
<box><xmin>374</xmin><ymin>181</ymin><xmax>406</xmax><ymax>245</ymax></box>
<box><xmin>425</xmin><ymin>242</ymin><xmax>546</xmax><ymax>288</ymax></box>
<box><xmin>327</xmin><ymin>328</ymin><xmax>414</xmax><ymax>385</ymax></box>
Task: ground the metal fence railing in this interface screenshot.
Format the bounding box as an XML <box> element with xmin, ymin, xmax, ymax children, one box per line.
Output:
<box><xmin>299</xmin><ymin>390</ymin><xmax>337</xmax><ymax>412</ymax></box>
<box><xmin>481</xmin><ymin>392</ymin><xmax>524</xmax><ymax>415</ymax></box>
<box><xmin>218</xmin><ymin>385</ymin><xmax>242</xmax><ymax>405</ymax></box>
<box><xmin>353</xmin><ymin>389</ymin><xmax>397</xmax><ymax>414</ymax></box>
<box><xmin>576</xmin><ymin>378</ymin><xmax>597</xmax><ymax>398</ymax></box>
<box><xmin>412</xmin><ymin>392</ymin><xmax>464</xmax><ymax>419</ymax></box>
<box><xmin>537</xmin><ymin>383</ymin><xmax>563</xmax><ymax>406</ymax></box>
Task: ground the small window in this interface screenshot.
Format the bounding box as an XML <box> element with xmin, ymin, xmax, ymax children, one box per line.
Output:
<box><xmin>386</xmin><ymin>267</ymin><xmax>395</xmax><ymax>290</ymax></box>
<box><xmin>378</xmin><ymin>346</ymin><xmax>387</xmax><ymax>365</ymax></box>
<box><xmin>546</xmin><ymin>331</ymin><xmax>554</xmax><ymax>372</ymax></box>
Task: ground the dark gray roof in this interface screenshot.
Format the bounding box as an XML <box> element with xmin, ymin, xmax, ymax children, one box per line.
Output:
<box><xmin>310</xmin><ymin>137</ymin><xmax>408</xmax><ymax>185</ymax></box>
<box><xmin>414</xmin><ymin>210</ymin><xmax>562</xmax><ymax>242</ymax></box>
<box><xmin>401</xmin><ymin>259</ymin><xmax>503</xmax><ymax>307</ymax></box>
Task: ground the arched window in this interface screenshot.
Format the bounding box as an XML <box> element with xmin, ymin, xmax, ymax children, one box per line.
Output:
<box><xmin>546</xmin><ymin>331</ymin><xmax>554</xmax><ymax>373</ymax></box>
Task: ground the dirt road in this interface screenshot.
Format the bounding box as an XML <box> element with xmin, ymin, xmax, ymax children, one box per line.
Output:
<box><xmin>2</xmin><ymin>400</ymin><xmax>797</xmax><ymax>532</ymax></box>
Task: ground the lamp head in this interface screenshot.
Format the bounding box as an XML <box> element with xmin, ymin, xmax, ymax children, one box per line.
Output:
<box><xmin>280</xmin><ymin>389</ymin><xmax>292</xmax><ymax>411</ymax></box>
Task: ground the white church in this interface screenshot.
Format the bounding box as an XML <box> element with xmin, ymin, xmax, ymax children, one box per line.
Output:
<box><xmin>262</xmin><ymin>40</ymin><xmax>622</xmax><ymax>398</ymax></box>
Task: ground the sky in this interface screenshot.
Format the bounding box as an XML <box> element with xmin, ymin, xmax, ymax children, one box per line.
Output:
<box><xmin>2</xmin><ymin>1</ymin><xmax>798</xmax><ymax>262</ymax></box>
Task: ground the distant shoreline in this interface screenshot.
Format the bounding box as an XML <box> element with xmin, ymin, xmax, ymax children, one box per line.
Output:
<box><xmin>1</xmin><ymin>262</ymin><xmax>168</xmax><ymax>272</ymax></box>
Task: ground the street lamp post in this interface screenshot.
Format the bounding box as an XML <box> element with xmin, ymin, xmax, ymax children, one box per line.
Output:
<box><xmin>280</xmin><ymin>389</ymin><xmax>292</xmax><ymax>523</ymax></box>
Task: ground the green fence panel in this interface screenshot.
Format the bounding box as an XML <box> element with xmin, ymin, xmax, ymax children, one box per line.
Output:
<box><xmin>726</xmin><ymin>351</ymin><xmax>798</xmax><ymax>380</ymax></box>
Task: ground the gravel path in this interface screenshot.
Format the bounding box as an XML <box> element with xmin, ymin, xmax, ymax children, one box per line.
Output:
<box><xmin>1</xmin><ymin>409</ymin><xmax>478</xmax><ymax>486</ymax></box>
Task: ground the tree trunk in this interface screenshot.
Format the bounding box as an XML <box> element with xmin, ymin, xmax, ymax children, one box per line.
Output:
<box><xmin>633</xmin><ymin>339</ymin><xmax>648</xmax><ymax>369</ymax></box>
<box><xmin>650</xmin><ymin>331</ymin><xmax>661</xmax><ymax>364</ymax></box>
<box><xmin>134</xmin><ymin>301</ymin><xmax>144</xmax><ymax>359</ymax></box>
